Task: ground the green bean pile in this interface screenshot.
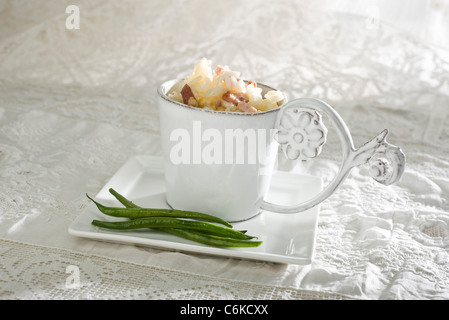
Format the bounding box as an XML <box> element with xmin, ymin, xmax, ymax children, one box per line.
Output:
<box><xmin>87</xmin><ymin>188</ymin><xmax>262</xmax><ymax>248</ymax></box>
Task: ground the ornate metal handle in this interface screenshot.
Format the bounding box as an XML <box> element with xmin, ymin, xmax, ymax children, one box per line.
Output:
<box><xmin>261</xmin><ymin>98</ymin><xmax>406</xmax><ymax>213</ymax></box>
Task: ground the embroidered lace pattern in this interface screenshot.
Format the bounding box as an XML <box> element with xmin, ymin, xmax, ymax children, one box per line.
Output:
<box><xmin>0</xmin><ymin>0</ymin><xmax>448</xmax><ymax>299</ymax></box>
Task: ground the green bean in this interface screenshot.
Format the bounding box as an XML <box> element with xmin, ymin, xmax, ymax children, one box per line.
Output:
<box><xmin>91</xmin><ymin>217</ymin><xmax>255</xmax><ymax>240</ymax></box>
<box><xmin>159</xmin><ymin>228</ymin><xmax>263</xmax><ymax>248</ymax></box>
<box><xmin>88</xmin><ymin>188</ymin><xmax>262</xmax><ymax>248</ymax></box>
<box><xmin>108</xmin><ymin>188</ymin><xmax>139</xmax><ymax>208</ymax></box>
<box><xmin>107</xmin><ymin>189</ymin><xmax>247</xmax><ymax>233</ymax></box>
<box><xmin>86</xmin><ymin>192</ymin><xmax>233</xmax><ymax>228</ymax></box>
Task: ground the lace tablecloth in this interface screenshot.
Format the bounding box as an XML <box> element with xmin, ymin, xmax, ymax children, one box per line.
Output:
<box><xmin>1</xmin><ymin>0</ymin><xmax>448</xmax><ymax>300</ymax></box>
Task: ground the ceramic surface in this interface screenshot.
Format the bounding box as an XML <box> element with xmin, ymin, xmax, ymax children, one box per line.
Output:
<box><xmin>157</xmin><ymin>80</ymin><xmax>406</xmax><ymax>221</ymax></box>
<box><xmin>68</xmin><ymin>156</ymin><xmax>322</xmax><ymax>265</ymax></box>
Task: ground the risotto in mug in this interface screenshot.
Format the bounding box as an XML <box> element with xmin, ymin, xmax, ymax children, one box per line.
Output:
<box><xmin>167</xmin><ymin>58</ymin><xmax>284</xmax><ymax>113</ymax></box>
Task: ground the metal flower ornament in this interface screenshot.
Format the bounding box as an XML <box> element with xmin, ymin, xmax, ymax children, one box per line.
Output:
<box><xmin>275</xmin><ymin>106</ymin><xmax>328</xmax><ymax>161</ymax></box>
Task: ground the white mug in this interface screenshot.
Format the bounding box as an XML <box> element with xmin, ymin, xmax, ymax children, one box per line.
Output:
<box><xmin>157</xmin><ymin>79</ymin><xmax>405</xmax><ymax>222</ymax></box>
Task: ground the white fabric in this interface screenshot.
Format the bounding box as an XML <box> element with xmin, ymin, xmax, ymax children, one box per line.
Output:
<box><xmin>0</xmin><ymin>0</ymin><xmax>448</xmax><ymax>300</ymax></box>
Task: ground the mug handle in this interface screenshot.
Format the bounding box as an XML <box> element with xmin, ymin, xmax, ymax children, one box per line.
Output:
<box><xmin>261</xmin><ymin>98</ymin><xmax>406</xmax><ymax>213</ymax></box>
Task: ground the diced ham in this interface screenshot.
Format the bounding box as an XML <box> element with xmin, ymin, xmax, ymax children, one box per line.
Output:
<box><xmin>221</xmin><ymin>90</ymin><xmax>258</xmax><ymax>112</ymax></box>
<box><xmin>214</xmin><ymin>65</ymin><xmax>226</xmax><ymax>76</ymax></box>
<box><xmin>237</xmin><ymin>102</ymin><xmax>259</xmax><ymax>113</ymax></box>
<box><xmin>222</xmin><ymin>91</ymin><xmax>249</xmax><ymax>105</ymax></box>
<box><xmin>181</xmin><ymin>84</ymin><xmax>198</xmax><ymax>107</ymax></box>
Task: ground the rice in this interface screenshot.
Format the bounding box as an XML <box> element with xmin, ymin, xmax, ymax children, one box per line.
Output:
<box><xmin>168</xmin><ymin>58</ymin><xmax>284</xmax><ymax>113</ymax></box>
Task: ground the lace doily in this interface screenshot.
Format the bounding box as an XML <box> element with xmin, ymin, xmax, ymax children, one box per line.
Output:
<box><xmin>0</xmin><ymin>238</ymin><xmax>354</xmax><ymax>300</ymax></box>
<box><xmin>0</xmin><ymin>0</ymin><xmax>448</xmax><ymax>300</ymax></box>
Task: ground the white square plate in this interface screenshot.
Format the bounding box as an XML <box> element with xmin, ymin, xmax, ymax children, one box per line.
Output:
<box><xmin>69</xmin><ymin>155</ymin><xmax>322</xmax><ymax>265</ymax></box>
